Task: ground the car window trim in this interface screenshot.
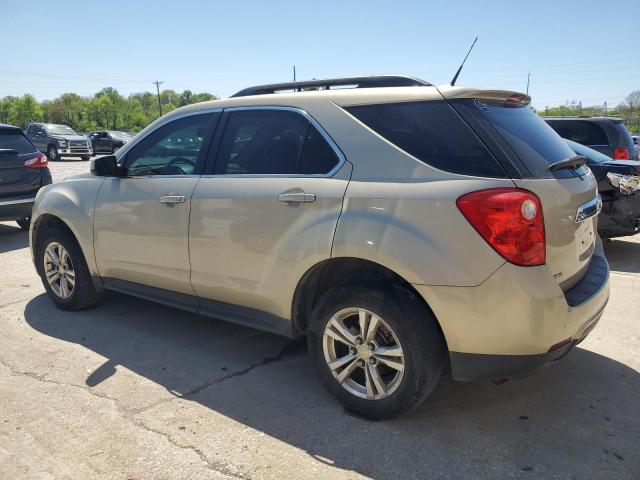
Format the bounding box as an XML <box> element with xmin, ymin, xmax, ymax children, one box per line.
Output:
<box><xmin>118</xmin><ymin>108</ymin><xmax>222</xmax><ymax>178</ymax></box>
<box><xmin>202</xmin><ymin>105</ymin><xmax>346</xmax><ymax>179</ymax></box>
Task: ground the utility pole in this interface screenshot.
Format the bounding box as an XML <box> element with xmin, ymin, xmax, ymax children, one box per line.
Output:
<box><xmin>153</xmin><ymin>80</ymin><xmax>164</xmax><ymax>117</ymax></box>
<box><xmin>293</xmin><ymin>65</ymin><xmax>296</xmax><ymax>82</ymax></box>
<box><xmin>526</xmin><ymin>72</ymin><xmax>530</xmax><ymax>96</ymax></box>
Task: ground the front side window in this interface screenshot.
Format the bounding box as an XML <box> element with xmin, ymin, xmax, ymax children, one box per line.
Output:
<box><xmin>214</xmin><ymin>109</ymin><xmax>340</xmax><ymax>175</ymax></box>
<box><xmin>125</xmin><ymin>113</ymin><xmax>217</xmax><ymax>176</ymax></box>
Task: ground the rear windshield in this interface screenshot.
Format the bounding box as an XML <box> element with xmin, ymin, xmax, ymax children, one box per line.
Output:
<box><xmin>345</xmin><ymin>101</ymin><xmax>507</xmax><ymax>178</ymax></box>
<box><xmin>0</xmin><ymin>130</ymin><xmax>37</xmax><ymax>154</ymax></box>
<box><xmin>452</xmin><ymin>100</ymin><xmax>586</xmax><ymax>179</ymax></box>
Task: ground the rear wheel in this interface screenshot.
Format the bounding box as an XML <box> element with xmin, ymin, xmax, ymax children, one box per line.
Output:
<box><xmin>81</xmin><ymin>155</ymin><xmax>91</xmax><ymax>161</ymax></box>
<box><xmin>308</xmin><ymin>284</ymin><xmax>444</xmax><ymax>419</ymax></box>
<box><xmin>16</xmin><ymin>217</ymin><xmax>30</xmax><ymax>230</ymax></box>
<box><xmin>36</xmin><ymin>228</ymin><xmax>102</xmax><ymax>310</ymax></box>
<box><xmin>46</xmin><ymin>145</ymin><xmax>59</xmax><ymax>161</ymax></box>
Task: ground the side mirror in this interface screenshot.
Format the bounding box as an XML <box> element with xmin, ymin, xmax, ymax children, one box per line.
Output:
<box><xmin>91</xmin><ymin>155</ymin><xmax>124</xmax><ymax>177</ymax></box>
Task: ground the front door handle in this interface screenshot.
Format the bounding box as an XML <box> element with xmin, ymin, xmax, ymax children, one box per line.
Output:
<box><xmin>159</xmin><ymin>194</ymin><xmax>186</xmax><ymax>204</ymax></box>
<box><xmin>278</xmin><ymin>192</ymin><xmax>316</xmax><ymax>204</ymax></box>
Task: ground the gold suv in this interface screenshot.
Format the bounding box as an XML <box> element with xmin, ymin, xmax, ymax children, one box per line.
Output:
<box><xmin>30</xmin><ymin>76</ymin><xmax>610</xmax><ymax>419</ymax></box>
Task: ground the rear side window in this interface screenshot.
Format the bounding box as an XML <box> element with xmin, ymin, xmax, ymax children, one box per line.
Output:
<box><xmin>453</xmin><ymin>100</ymin><xmax>582</xmax><ymax>179</ymax></box>
<box><xmin>345</xmin><ymin>101</ymin><xmax>505</xmax><ymax>177</ymax></box>
<box><xmin>214</xmin><ymin>110</ymin><xmax>340</xmax><ymax>175</ymax></box>
<box><xmin>549</xmin><ymin>121</ymin><xmax>608</xmax><ymax>146</ymax></box>
<box><xmin>0</xmin><ymin>130</ymin><xmax>37</xmax><ymax>154</ymax></box>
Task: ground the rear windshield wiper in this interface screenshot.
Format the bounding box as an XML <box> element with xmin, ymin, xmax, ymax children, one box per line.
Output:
<box><xmin>548</xmin><ymin>155</ymin><xmax>587</xmax><ymax>172</ymax></box>
<box><xmin>0</xmin><ymin>149</ymin><xmax>19</xmax><ymax>155</ymax></box>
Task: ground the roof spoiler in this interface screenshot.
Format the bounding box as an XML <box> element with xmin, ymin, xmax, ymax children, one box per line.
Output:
<box><xmin>231</xmin><ymin>75</ymin><xmax>431</xmax><ymax>98</ymax></box>
<box><xmin>439</xmin><ymin>87</ymin><xmax>531</xmax><ymax>107</ymax></box>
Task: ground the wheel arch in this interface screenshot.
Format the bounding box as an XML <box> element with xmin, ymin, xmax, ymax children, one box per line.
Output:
<box><xmin>291</xmin><ymin>256</ymin><xmax>449</xmax><ymax>353</ymax></box>
<box><xmin>31</xmin><ymin>181</ymin><xmax>101</xmax><ymax>277</ymax></box>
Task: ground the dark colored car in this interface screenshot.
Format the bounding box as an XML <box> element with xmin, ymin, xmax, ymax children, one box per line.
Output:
<box><xmin>87</xmin><ymin>130</ymin><xmax>133</xmax><ymax>154</ymax></box>
<box><xmin>26</xmin><ymin>123</ymin><xmax>93</xmax><ymax>161</ymax></box>
<box><xmin>545</xmin><ymin>117</ymin><xmax>637</xmax><ymax>160</ymax></box>
<box><xmin>565</xmin><ymin>139</ymin><xmax>640</xmax><ymax>238</ymax></box>
<box><xmin>0</xmin><ymin>124</ymin><xmax>52</xmax><ymax>230</ymax></box>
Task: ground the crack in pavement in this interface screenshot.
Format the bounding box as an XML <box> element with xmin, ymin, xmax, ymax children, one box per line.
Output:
<box><xmin>129</xmin><ymin>339</ymin><xmax>305</xmax><ymax>416</ymax></box>
<box><xmin>0</xmin><ymin>339</ymin><xmax>305</xmax><ymax>479</ymax></box>
<box><xmin>0</xmin><ymin>357</ymin><xmax>246</xmax><ymax>479</ymax></box>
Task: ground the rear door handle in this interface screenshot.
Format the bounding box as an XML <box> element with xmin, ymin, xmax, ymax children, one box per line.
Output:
<box><xmin>159</xmin><ymin>194</ymin><xmax>186</xmax><ymax>204</ymax></box>
<box><xmin>278</xmin><ymin>192</ymin><xmax>316</xmax><ymax>204</ymax></box>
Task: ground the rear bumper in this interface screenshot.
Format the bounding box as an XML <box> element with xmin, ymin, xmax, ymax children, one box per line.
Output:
<box><xmin>449</xmin><ymin>340</ymin><xmax>576</xmax><ymax>381</ymax></box>
<box><xmin>0</xmin><ymin>197</ymin><xmax>35</xmax><ymax>221</ymax></box>
<box><xmin>414</xmin><ymin>241</ymin><xmax>609</xmax><ymax>381</ymax></box>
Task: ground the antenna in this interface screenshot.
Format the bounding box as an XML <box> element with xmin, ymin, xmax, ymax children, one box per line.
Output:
<box><xmin>450</xmin><ymin>37</ymin><xmax>478</xmax><ymax>86</ymax></box>
<box><xmin>293</xmin><ymin>65</ymin><xmax>296</xmax><ymax>82</ymax></box>
<box><xmin>526</xmin><ymin>72</ymin><xmax>530</xmax><ymax>95</ymax></box>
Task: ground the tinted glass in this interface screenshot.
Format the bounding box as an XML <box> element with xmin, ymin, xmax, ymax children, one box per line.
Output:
<box><xmin>299</xmin><ymin>125</ymin><xmax>340</xmax><ymax>174</ymax></box>
<box><xmin>549</xmin><ymin>121</ymin><xmax>608</xmax><ymax>146</ymax></box>
<box><xmin>0</xmin><ymin>130</ymin><xmax>37</xmax><ymax>154</ymax></box>
<box><xmin>453</xmin><ymin>100</ymin><xmax>579</xmax><ymax>179</ymax></box>
<box><xmin>564</xmin><ymin>139</ymin><xmax>612</xmax><ymax>164</ymax></box>
<box><xmin>125</xmin><ymin>113</ymin><xmax>216</xmax><ymax>176</ymax></box>
<box><xmin>215</xmin><ymin>110</ymin><xmax>308</xmax><ymax>174</ymax></box>
<box><xmin>346</xmin><ymin>101</ymin><xmax>506</xmax><ymax>177</ymax></box>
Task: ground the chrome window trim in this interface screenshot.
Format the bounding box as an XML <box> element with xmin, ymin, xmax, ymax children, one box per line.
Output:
<box><xmin>115</xmin><ymin>108</ymin><xmax>223</xmax><ymax>163</ymax></box>
<box><xmin>201</xmin><ymin>105</ymin><xmax>346</xmax><ymax>179</ymax></box>
<box><xmin>0</xmin><ymin>197</ymin><xmax>35</xmax><ymax>206</ymax></box>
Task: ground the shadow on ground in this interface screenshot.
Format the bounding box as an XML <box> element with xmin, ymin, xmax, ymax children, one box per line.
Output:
<box><xmin>23</xmin><ymin>292</ymin><xmax>640</xmax><ymax>479</ymax></box>
<box><xmin>604</xmin><ymin>237</ymin><xmax>640</xmax><ymax>274</ymax></box>
<box><xmin>0</xmin><ymin>223</ymin><xmax>28</xmax><ymax>254</ymax></box>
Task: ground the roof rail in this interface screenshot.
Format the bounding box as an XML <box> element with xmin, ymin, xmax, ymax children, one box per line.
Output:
<box><xmin>231</xmin><ymin>75</ymin><xmax>431</xmax><ymax>98</ymax></box>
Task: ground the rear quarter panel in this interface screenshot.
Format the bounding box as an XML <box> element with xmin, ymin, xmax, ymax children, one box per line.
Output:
<box><xmin>318</xmin><ymin>100</ymin><xmax>512</xmax><ymax>286</ymax></box>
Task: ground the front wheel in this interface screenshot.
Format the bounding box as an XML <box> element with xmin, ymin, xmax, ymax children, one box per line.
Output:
<box><xmin>308</xmin><ymin>284</ymin><xmax>445</xmax><ymax>420</ymax></box>
<box><xmin>36</xmin><ymin>228</ymin><xmax>102</xmax><ymax>310</ymax></box>
<box><xmin>46</xmin><ymin>145</ymin><xmax>59</xmax><ymax>161</ymax></box>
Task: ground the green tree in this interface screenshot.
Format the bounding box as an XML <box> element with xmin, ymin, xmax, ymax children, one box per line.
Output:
<box><xmin>8</xmin><ymin>94</ymin><xmax>43</xmax><ymax>128</ymax></box>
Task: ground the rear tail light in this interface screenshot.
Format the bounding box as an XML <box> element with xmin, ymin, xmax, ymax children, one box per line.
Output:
<box><xmin>24</xmin><ymin>153</ymin><xmax>48</xmax><ymax>168</ymax></box>
<box><xmin>613</xmin><ymin>148</ymin><xmax>629</xmax><ymax>160</ymax></box>
<box><xmin>456</xmin><ymin>188</ymin><xmax>546</xmax><ymax>266</ymax></box>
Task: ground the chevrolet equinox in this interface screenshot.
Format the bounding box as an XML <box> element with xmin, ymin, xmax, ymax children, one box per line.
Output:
<box><xmin>29</xmin><ymin>76</ymin><xmax>610</xmax><ymax>419</ymax></box>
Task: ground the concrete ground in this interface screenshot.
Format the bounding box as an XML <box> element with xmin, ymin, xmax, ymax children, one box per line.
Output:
<box><xmin>0</xmin><ymin>159</ymin><xmax>638</xmax><ymax>479</ymax></box>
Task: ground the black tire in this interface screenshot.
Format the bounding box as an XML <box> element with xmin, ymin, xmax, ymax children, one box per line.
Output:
<box><xmin>308</xmin><ymin>283</ymin><xmax>444</xmax><ymax>420</ymax></box>
<box><xmin>16</xmin><ymin>217</ymin><xmax>30</xmax><ymax>230</ymax></box>
<box><xmin>46</xmin><ymin>144</ymin><xmax>59</xmax><ymax>161</ymax></box>
<box><xmin>36</xmin><ymin>227</ymin><xmax>102</xmax><ymax>310</ymax></box>
<box><xmin>81</xmin><ymin>155</ymin><xmax>91</xmax><ymax>161</ymax></box>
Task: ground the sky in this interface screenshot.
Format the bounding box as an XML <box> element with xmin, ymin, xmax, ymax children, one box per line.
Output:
<box><xmin>1</xmin><ymin>0</ymin><xmax>638</xmax><ymax>109</ymax></box>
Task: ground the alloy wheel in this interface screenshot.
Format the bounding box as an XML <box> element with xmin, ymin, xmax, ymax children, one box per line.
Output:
<box><xmin>47</xmin><ymin>146</ymin><xmax>58</xmax><ymax>161</ymax></box>
<box><xmin>43</xmin><ymin>242</ymin><xmax>75</xmax><ymax>299</ymax></box>
<box><xmin>322</xmin><ymin>307</ymin><xmax>405</xmax><ymax>400</ymax></box>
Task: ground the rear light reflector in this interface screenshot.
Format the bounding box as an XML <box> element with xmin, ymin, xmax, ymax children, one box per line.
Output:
<box><xmin>24</xmin><ymin>153</ymin><xmax>49</xmax><ymax>168</ymax></box>
<box><xmin>548</xmin><ymin>338</ymin><xmax>572</xmax><ymax>352</ymax></box>
<box><xmin>456</xmin><ymin>188</ymin><xmax>546</xmax><ymax>266</ymax></box>
<box><xmin>613</xmin><ymin>148</ymin><xmax>629</xmax><ymax>160</ymax></box>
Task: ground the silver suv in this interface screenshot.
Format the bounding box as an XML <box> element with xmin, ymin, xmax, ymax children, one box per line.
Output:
<box><xmin>29</xmin><ymin>76</ymin><xmax>610</xmax><ymax>419</ymax></box>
